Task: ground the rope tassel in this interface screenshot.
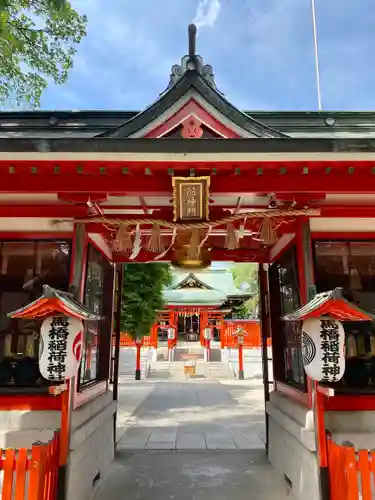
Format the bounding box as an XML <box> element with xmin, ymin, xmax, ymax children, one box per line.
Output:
<box><xmin>225</xmin><ymin>223</ymin><xmax>238</xmax><ymax>250</ymax></box>
<box><xmin>115</xmin><ymin>225</ymin><xmax>133</xmax><ymax>253</ymax></box>
<box><xmin>146</xmin><ymin>224</ymin><xmax>165</xmax><ymax>253</ymax></box>
<box><xmin>187</xmin><ymin>228</ymin><xmax>201</xmax><ymax>259</ymax></box>
<box><xmin>260</xmin><ymin>218</ymin><xmax>278</xmax><ymax>246</ymax></box>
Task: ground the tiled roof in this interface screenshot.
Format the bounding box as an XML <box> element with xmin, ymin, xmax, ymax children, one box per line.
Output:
<box><xmin>164</xmin><ymin>268</ymin><xmax>249</xmax><ymax>306</ymax></box>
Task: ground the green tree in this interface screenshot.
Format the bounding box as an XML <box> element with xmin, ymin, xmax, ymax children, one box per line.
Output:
<box><xmin>120</xmin><ymin>263</ymin><xmax>172</xmax><ymax>341</ymax></box>
<box><xmin>0</xmin><ymin>0</ymin><xmax>87</xmax><ymax>108</ymax></box>
<box><xmin>231</xmin><ymin>263</ymin><xmax>259</xmax><ymax>319</ymax></box>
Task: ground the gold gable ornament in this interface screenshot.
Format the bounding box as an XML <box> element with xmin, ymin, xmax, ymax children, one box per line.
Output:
<box><xmin>172</xmin><ymin>177</ymin><xmax>210</xmax><ymax>222</ymax></box>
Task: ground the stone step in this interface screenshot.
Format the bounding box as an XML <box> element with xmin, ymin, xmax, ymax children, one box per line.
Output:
<box><xmin>149</xmin><ymin>359</ymin><xmax>233</xmax><ymax>380</ymax></box>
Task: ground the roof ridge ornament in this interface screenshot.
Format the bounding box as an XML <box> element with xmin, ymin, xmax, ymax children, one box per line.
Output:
<box><xmin>188</xmin><ymin>24</ymin><xmax>196</xmax><ymax>57</ymax></box>
<box><xmin>162</xmin><ymin>23</ymin><xmax>219</xmax><ymax>94</ymax></box>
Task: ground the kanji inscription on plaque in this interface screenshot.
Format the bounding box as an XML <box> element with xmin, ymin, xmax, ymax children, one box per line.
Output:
<box><xmin>172</xmin><ymin>177</ymin><xmax>210</xmax><ymax>222</ymax></box>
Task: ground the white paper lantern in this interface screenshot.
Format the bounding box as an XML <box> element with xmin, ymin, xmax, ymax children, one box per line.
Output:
<box><xmin>301</xmin><ymin>318</ymin><xmax>345</xmax><ymax>383</ymax></box>
<box><xmin>204</xmin><ymin>327</ymin><xmax>212</xmax><ymax>340</ymax></box>
<box><xmin>167</xmin><ymin>327</ymin><xmax>176</xmax><ymax>340</ymax></box>
<box><xmin>39</xmin><ymin>316</ymin><xmax>84</xmax><ymax>382</ymax></box>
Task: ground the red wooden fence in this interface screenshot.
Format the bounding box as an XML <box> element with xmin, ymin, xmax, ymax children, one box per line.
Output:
<box><xmin>117</xmin><ymin>332</ymin><xmax>157</xmax><ymax>347</ymax></box>
<box><xmin>0</xmin><ymin>431</ymin><xmax>60</xmax><ymax>500</ymax></box>
<box><xmin>220</xmin><ymin>320</ymin><xmax>270</xmax><ymax>348</ymax></box>
<box><xmin>328</xmin><ymin>435</ymin><xmax>375</xmax><ymax>500</ymax></box>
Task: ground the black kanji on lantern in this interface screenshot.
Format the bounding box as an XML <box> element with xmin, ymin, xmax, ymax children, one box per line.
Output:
<box><xmin>320</xmin><ymin>320</ymin><xmax>340</xmax><ymax>382</ymax></box>
<box><xmin>47</xmin><ymin>316</ymin><xmax>69</xmax><ymax>380</ymax></box>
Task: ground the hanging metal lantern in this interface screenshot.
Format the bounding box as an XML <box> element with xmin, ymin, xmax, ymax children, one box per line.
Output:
<box><xmin>171</xmin><ymin>245</ymin><xmax>211</xmax><ymax>270</ymax></box>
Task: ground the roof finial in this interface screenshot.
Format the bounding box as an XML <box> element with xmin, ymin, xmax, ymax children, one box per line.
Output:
<box><xmin>188</xmin><ymin>24</ymin><xmax>197</xmax><ymax>57</ymax></box>
<box><xmin>162</xmin><ymin>23</ymin><xmax>219</xmax><ymax>94</ymax></box>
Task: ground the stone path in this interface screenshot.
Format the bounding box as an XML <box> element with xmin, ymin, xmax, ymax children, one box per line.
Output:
<box><xmin>116</xmin><ymin>379</ymin><xmax>265</xmax><ymax>450</ymax></box>
<box><xmin>93</xmin><ymin>351</ymin><xmax>293</xmax><ymax>500</ymax></box>
<box><xmin>92</xmin><ymin>450</ymin><xmax>293</xmax><ymax>500</ymax></box>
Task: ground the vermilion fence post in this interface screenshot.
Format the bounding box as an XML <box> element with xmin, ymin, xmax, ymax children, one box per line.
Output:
<box><xmin>370</xmin><ymin>451</ymin><xmax>375</xmax><ymax>493</ymax></box>
<box><xmin>28</xmin><ymin>444</ymin><xmax>44</xmax><ymax>500</ymax></box>
<box><xmin>358</xmin><ymin>449</ymin><xmax>371</xmax><ymax>500</ymax></box>
<box><xmin>15</xmin><ymin>448</ymin><xmax>28</xmax><ymax>500</ymax></box>
<box><xmin>2</xmin><ymin>449</ymin><xmax>15</xmax><ymax>500</ymax></box>
<box><xmin>343</xmin><ymin>444</ymin><xmax>359</xmax><ymax>500</ymax></box>
<box><xmin>0</xmin><ymin>434</ymin><xmax>60</xmax><ymax>500</ymax></box>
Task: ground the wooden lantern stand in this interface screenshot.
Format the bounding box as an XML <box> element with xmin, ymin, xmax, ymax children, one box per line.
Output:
<box><xmin>232</xmin><ymin>328</ymin><xmax>247</xmax><ymax>380</ymax></box>
<box><xmin>167</xmin><ymin>326</ymin><xmax>176</xmax><ymax>362</ymax></box>
<box><xmin>135</xmin><ymin>338</ymin><xmax>142</xmax><ymax>380</ymax></box>
<box><xmin>203</xmin><ymin>326</ymin><xmax>212</xmax><ymax>362</ymax></box>
<box><xmin>237</xmin><ymin>335</ymin><xmax>245</xmax><ymax>380</ymax></box>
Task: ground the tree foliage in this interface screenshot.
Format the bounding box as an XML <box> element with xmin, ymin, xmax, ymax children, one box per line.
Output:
<box><xmin>0</xmin><ymin>0</ymin><xmax>87</xmax><ymax>107</ymax></box>
<box><xmin>120</xmin><ymin>264</ymin><xmax>172</xmax><ymax>340</ymax></box>
<box><xmin>231</xmin><ymin>263</ymin><xmax>259</xmax><ymax>319</ymax></box>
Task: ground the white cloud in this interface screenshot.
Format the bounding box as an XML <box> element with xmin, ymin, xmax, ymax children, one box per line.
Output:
<box><xmin>193</xmin><ymin>0</ymin><xmax>221</xmax><ymax>30</ymax></box>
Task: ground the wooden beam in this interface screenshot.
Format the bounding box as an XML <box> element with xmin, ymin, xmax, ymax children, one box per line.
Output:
<box><xmin>234</xmin><ymin>196</ymin><xmax>243</xmax><ymax>214</ymax></box>
<box><xmin>2</xmin><ymin>160</ymin><xmax>375</xmax><ymax>194</ymax></box>
<box><xmin>112</xmin><ymin>247</ymin><xmax>268</xmax><ymax>263</ymax></box>
<box><xmin>139</xmin><ymin>196</ymin><xmax>149</xmax><ymax>215</ymax></box>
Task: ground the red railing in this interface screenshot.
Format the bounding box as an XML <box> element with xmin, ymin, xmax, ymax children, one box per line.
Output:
<box><xmin>328</xmin><ymin>435</ymin><xmax>375</xmax><ymax>500</ymax></box>
<box><xmin>0</xmin><ymin>431</ymin><xmax>60</xmax><ymax>500</ymax></box>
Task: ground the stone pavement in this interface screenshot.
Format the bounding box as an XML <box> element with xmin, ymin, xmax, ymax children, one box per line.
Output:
<box><xmin>92</xmin><ymin>450</ymin><xmax>293</xmax><ymax>500</ymax></box>
<box><xmin>116</xmin><ymin>379</ymin><xmax>265</xmax><ymax>450</ymax></box>
<box><xmin>93</xmin><ymin>352</ymin><xmax>293</xmax><ymax>499</ymax></box>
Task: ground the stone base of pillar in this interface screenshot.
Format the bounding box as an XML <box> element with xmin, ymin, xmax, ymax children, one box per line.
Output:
<box><xmin>238</xmin><ymin>370</ymin><xmax>244</xmax><ymax>380</ymax></box>
<box><xmin>135</xmin><ymin>369</ymin><xmax>141</xmax><ymax>380</ymax></box>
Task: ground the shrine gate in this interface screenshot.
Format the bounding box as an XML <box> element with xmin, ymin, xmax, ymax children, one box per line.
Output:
<box><xmin>0</xmin><ymin>23</ymin><xmax>375</xmax><ymax>500</ymax></box>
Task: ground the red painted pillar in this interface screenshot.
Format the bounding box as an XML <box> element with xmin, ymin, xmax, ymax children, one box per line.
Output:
<box><xmin>135</xmin><ymin>339</ymin><xmax>142</xmax><ymax>380</ymax></box>
<box><xmin>238</xmin><ymin>343</ymin><xmax>244</xmax><ymax>380</ymax></box>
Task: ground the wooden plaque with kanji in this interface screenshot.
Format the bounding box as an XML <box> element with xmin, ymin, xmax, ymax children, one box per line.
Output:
<box><xmin>172</xmin><ymin>177</ymin><xmax>210</xmax><ymax>222</ymax></box>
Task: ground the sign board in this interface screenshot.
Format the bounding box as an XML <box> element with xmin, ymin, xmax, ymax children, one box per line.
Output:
<box><xmin>172</xmin><ymin>177</ymin><xmax>210</xmax><ymax>222</ymax></box>
<box><xmin>237</xmin><ymin>334</ymin><xmax>245</xmax><ymax>345</ymax></box>
<box><xmin>39</xmin><ymin>316</ymin><xmax>83</xmax><ymax>382</ymax></box>
<box><xmin>233</xmin><ymin>327</ymin><xmax>246</xmax><ymax>345</ymax></box>
<box><xmin>167</xmin><ymin>327</ymin><xmax>176</xmax><ymax>340</ymax></box>
<box><xmin>301</xmin><ymin>318</ymin><xmax>345</xmax><ymax>383</ymax></box>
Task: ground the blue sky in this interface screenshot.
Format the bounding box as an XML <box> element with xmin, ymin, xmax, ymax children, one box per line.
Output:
<box><xmin>40</xmin><ymin>0</ymin><xmax>375</xmax><ymax>111</ymax></box>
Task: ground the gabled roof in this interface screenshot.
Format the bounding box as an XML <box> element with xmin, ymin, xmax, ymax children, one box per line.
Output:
<box><xmin>2</xmin><ymin>110</ymin><xmax>375</xmax><ymax>139</ymax></box>
<box><xmin>164</xmin><ymin>268</ymin><xmax>250</xmax><ymax>307</ymax></box>
<box><xmin>283</xmin><ymin>288</ymin><xmax>372</xmax><ymax>322</ymax></box>
<box><xmin>163</xmin><ymin>288</ymin><xmax>227</xmax><ymax>307</ymax></box>
<box><xmin>170</xmin><ymin>272</ymin><xmax>214</xmax><ymax>291</ymax></box>
<box><xmin>98</xmin><ymin>25</ymin><xmax>287</xmax><ymax>140</ymax></box>
<box><xmin>7</xmin><ymin>285</ymin><xmax>101</xmax><ymax>321</ymax></box>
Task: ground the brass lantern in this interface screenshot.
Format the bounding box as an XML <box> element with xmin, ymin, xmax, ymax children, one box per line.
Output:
<box><xmin>171</xmin><ymin>245</ymin><xmax>211</xmax><ymax>270</ymax></box>
<box><xmin>171</xmin><ymin>230</ymin><xmax>211</xmax><ymax>270</ymax></box>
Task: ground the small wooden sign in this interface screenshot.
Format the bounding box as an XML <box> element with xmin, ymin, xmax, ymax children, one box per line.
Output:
<box><xmin>172</xmin><ymin>176</ymin><xmax>210</xmax><ymax>222</ymax></box>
